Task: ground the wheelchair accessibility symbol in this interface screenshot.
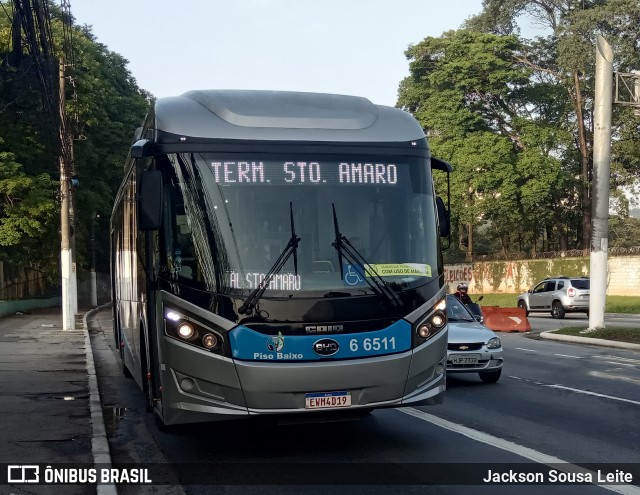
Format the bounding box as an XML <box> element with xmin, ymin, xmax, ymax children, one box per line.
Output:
<box><xmin>344</xmin><ymin>264</ymin><xmax>366</xmax><ymax>286</ymax></box>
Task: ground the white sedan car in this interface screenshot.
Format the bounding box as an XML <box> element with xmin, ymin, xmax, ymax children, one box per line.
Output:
<box><xmin>446</xmin><ymin>295</ymin><xmax>503</xmax><ymax>383</ymax></box>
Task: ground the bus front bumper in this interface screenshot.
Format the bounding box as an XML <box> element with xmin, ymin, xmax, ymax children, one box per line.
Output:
<box><xmin>158</xmin><ymin>330</ymin><xmax>446</xmax><ymax>425</ymax></box>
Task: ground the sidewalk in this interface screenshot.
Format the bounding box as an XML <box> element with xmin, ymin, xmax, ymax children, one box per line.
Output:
<box><xmin>0</xmin><ymin>307</ymin><xmax>111</xmax><ymax>495</ymax></box>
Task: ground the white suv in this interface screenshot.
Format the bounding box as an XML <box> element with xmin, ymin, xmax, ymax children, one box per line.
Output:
<box><xmin>517</xmin><ymin>277</ymin><xmax>590</xmax><ymax>319</ymax></box>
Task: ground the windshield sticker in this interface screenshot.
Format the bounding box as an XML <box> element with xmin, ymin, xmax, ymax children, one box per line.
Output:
<box><xmin>365</xmin><ymin>263</ymin><xmax>432</xmax><ymax>278</ymax></box>
<box><xmin>229</xmin><ymin>271</ymin><xmax>302</xmax><ymax>290</ymax></box>
<box><xmin>341</xmin><ymin>263</ymin><xmax>367</xmax><ymax>287</ymax></box>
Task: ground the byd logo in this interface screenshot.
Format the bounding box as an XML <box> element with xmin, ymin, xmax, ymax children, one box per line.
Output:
<box><xmin>313</xmin><ymin>339</ymin><xmax>340</xmax><ymax>356</ymax></box>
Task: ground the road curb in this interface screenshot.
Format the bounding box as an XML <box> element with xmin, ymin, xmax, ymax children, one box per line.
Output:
<box><xmin>83</xmin><ymin>303</ymin><xmax>118</xmax><ymax>495</ymax></box>
<box><xmin>540</xmin><ymin>330</ymin><xmax>640</xmax><ymax>350</ymax></box>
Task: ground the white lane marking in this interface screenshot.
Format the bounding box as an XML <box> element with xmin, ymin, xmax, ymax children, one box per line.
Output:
<box><xmin>593</xmin><ymin>355</ymin><xmax>640</xmax><ymax>365</ymax></box>
<box><xmin>399</xmin><ymin>408</ymin><xmax>640</xmax><ymax>495</ymax></box>
<box><xmin>588</xmin><ymin>371</ymin><xmax>640</xmax><ymax>386</ymax></box>
<box><xmin>553</xmin><ymin>353</ymin><xmax>583</xmax><ymax>359</ymax></box>
<box><xmin>604</xmin><ymin>362</ymin><xmax>636</xmax><ymax>368</ymax></box>
<box><xmin>515</xmin><ymin>347</ymin><xmax>538</xmax><ymax>352</ymax></box>
<box><xmin>544</xmin><ymin>384</ymin><xmax>640</xmax><ymax>406</ymax></box>
<box><xmin>511</xmin><ymin>375</ymin><xmax>640</xmax><ymax>403</ymax></box>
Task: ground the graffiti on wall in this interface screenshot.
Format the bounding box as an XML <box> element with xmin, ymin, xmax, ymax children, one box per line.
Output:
<box><xmin>444</xmin><ymin>264</ymin><xmax>473</xmax><ymax>291</ymax></box>
<box><xmin>445</xmin><ymin>261</ymin><xmax>522</xmax><ymax>293</ymax></box>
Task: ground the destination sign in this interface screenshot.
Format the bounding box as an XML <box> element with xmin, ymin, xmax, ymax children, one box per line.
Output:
<box><xmin>208</xmin><ymin>160</ymin><xmax>399</xmax><ymax>186</ymax></box>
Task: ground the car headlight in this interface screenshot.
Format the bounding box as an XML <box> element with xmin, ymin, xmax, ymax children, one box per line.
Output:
<box><xmin>487</xmin><ymin>337</ymin><xmax>501</xmax><ymax>349</ymax></box>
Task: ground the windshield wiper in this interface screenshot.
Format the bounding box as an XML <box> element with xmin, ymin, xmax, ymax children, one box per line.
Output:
<box><xmin>238</xmin><ymin>202</ymin><xmax>300</xmax><ymax>315</ymax></box>
<box><xmin>331</xmin><ymin>204</ymin><xmax>402</xmax><ymax>308</ymax></box>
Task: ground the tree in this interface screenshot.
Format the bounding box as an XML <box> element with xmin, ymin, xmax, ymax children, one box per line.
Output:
<box><xmin>64</xmin><ymin>24</ymin><xmax>152</xmax><ymax>271</ymax></box>
<box><xmin>0</xmin><ymin>142</ymin><xmax>58</xmax><ymax>271</ymax></box>
<box><xmin>0</xmin><ymin>1</ymin><xmax>151</xmax><ymax>275</ymax></box>
<box><xmin>466</xmin><ymin>0</ymin><xmax>640</xmax><ymax>249</ymax></box>
<box><xmin>398</xmin><ymin>30</ymin><xmax>568</xmax><ymax>258</ymax></box>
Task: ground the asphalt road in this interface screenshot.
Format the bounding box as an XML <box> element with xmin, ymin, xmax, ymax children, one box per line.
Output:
<box><xmin>89</xmin><ymin>309</ymin><xmax>640</xmax><ymax>495</ymax></box>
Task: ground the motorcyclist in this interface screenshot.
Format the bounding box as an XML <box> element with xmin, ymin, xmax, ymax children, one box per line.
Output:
<box><xmin>454</xmin><ymin>283</ymin><xmax>473</xmax><ymax>304</ymax></box>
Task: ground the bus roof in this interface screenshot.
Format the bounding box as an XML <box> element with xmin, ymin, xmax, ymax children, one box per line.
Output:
<box><xmin>152</xmin><ymin>90</ymin><xmax>426</xmax><ymax>145</ymax></box>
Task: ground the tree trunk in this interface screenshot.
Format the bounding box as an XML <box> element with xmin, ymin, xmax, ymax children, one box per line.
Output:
<box><xmin>573</xmin><ymin>71</ymin><xmax>591</xmax><ymax>249</ymax></box>
<box><xmin>466</xmin><ymin>223</ymin><xmax>473</xmax><ymax>261</ymax></box>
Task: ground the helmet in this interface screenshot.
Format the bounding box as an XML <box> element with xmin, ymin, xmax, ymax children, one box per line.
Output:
<box><xmin>457</xmin><ymin>283</ymin><xmax>468</xmax><ymax>292</ymax></box>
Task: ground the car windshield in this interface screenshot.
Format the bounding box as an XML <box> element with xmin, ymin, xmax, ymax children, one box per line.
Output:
<box><xmin>156</xmin><ymin>152</ymin><xmax>441</xmax><ymax>296</ymax></box>
<box><xmin>571</xmin><ymin>279</ymin><xmax>590</xmax><ymax>289</ymax></box>
<box><xmin>446</xmin><ymin>296</ymin><xmax>475</xmax><ymax>322</ymax></box>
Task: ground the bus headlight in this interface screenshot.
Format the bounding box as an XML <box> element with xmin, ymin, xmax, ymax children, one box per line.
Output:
<box><xmin>164</xmin><ymin>307</ymin><xmax>226</xmax><ymax>355</ymax></box>
<box><xmin>177</xmin><ymin>323</ymin><xmax>195</xmax><ymax>340</ymax></box>
<box><xmin>202</xmin><ymin>333</ymin><xmax>218</xmax><ymax>349</ymax></box>
<box><xmin>413</xmin><ymin>297</ymin><xmax>447</xmax><ymax>347</ymax></box>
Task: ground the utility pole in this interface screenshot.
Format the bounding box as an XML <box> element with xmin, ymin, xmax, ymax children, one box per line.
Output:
<box><xmin>588</xmin><ymin>36</ymin><xmax>613</xmax><ymax>331</ymax></box>
<box><xmin>60</xmin><ymin>57</ymin><xmax>77</xmax><ymax>330</ymax></box>
<box><xmin>90</xmin><ymin>212</ymin><xmax>98</xmax><ymax>308</ymax></box>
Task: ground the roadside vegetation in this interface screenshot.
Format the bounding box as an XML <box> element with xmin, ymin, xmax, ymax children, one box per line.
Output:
<box><xmin>398</xmin><ymin>0</ymin><xmax>640</xmax><ymax>262</ymax></box>
<box><xmin>551</xmin><ymin>326</ymin><xmax>640</xmax><ymax>345</ymax></box>
<box><xmin>477</xmin><ymin>294</ymin><xmax>640</xmax><ymax>314</ymax></box>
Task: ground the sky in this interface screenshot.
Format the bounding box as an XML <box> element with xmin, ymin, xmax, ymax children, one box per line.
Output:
<box><xmin>69</xmin><ymin>0</ymin><xmax>485</xmax><ymax>107</ymax></box>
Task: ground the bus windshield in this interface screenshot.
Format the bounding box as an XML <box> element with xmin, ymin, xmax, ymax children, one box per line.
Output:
<box><xmin>157</xmin><ymin>152</ymin><xmax>440</xmax><ymax>296</ymax></box>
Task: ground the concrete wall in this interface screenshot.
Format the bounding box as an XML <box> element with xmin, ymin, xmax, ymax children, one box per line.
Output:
<box><xmin>0</xmin><ymin>270</ymin><xmax>111</xmax><ymax>318</ymax></box>
<box><xmin>445</xmin><ymin>255</ymin><xmax>640</xmax><ymax>296</ymax></box>
<box><xmin>0</xmin><ymin>297</ymin><xmax>62</xmax><ymax>318</ymax></box>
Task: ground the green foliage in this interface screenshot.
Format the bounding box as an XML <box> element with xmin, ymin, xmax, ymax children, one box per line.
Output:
<box><xmin>0</xmin><ymin>144</ymin><xmax>57</xmax><ymax>268</ymax></box>
<box><xmin>402</xmin><ymin>0</ymin><xmax>640</xmax><ymax>259</ymax></box>
<box><xmin>399</xmin><ymin>28</ymin><xmax>582</xmax><ymax>257</ymax></box>
<box><xmin>609</xmin><ymin>216</ymin><xmax>640</xmax><ymax>248</ymax></box>
<box><xmin>462</xmin><ymin>0</ymin><xmax>640</xmax><ymax>252</ymax></box>
<box><xmin>475</xmin><ymin>293</ymin><xmax>520</xmax><ymax>307</ymax></box>
<box><xmin>0</xmin><ymin>3</ymin><xmax>151</xmax><ymax>274</ymax></box>
<box><xmin>553</xmin><ymin>326</ymin><xmax>640</xmax><ymax>344</ymax></box>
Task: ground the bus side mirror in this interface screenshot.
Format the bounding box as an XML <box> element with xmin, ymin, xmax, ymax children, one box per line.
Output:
<box><xmin>436</xmin><ymin>196</ymin><xmax>450</xmax><ymax>238</ymax></box>
<box><xmin>139</xmin><ymin>170</ymin><xmax>163</xmax><ymax>231</ymax></box>
<box><xmin>131</xmin><ymin>139</ymin><xmax>154</xmax><ymax>158</ymax></box>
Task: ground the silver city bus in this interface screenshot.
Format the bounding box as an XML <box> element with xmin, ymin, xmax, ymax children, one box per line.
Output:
<box><xmin>110</xmin><ymin>90</ymin><xmax>452</xmax><ymax>428</ymax></box>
